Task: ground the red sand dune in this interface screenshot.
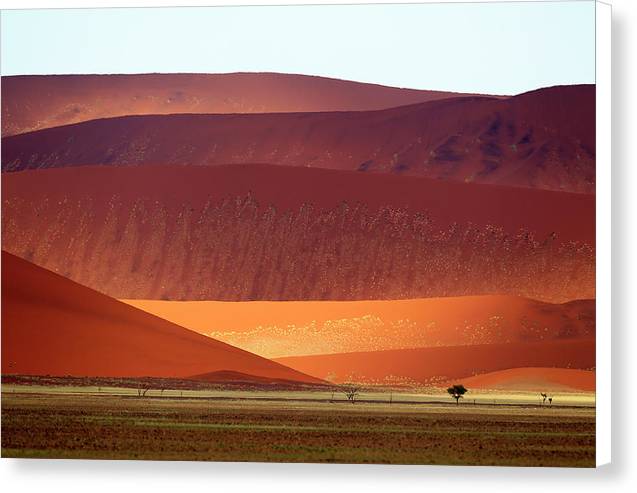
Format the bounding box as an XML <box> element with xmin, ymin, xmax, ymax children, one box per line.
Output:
<box><xmin>0</xmin><ymin>250</ymin><xmax>322</xmax><ymax>384</ymax></box>
<box><xmin>453</xmin><ymin>367</ymin><xmax>595</xmax><ymax>392</ymax></box>
<box><xmin>274</xmin><ymin>339</ymin><xmax>596</xmax><ymax>385</ymax></box>
<box><xmin>1</xmin><ymin>164</ymin><xmax>594</xmax><ymax>242</ymax></box>
<box><xmin>1</xmin><ymin>72</ymin><xmax>476</xmax><ymax>136</ymax></box>
<box><xmin>2</xmin><ymin>85</ymin><xmax>594</xmax><ymax>192</ymax></box>
<box><xmin>124</xmin><ymin>296</ymin><xmax>595</xmax><ymax>359</ymax></box>
<box><xmin>2</xmin><ymin>164</ymin><xmax>595</xmax><ymax>302</ymax></box>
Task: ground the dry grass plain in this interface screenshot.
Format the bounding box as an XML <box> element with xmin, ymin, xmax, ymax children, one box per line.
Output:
<box><xmin>1</xmin><ymin>384</ymin><xmax>595</xmax><ymax>467</ymax></box>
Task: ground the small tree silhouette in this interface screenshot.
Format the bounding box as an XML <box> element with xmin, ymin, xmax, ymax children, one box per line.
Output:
<box><xmin>340</xmin><ymin>383</ymin><xmax>361</xmax><ymax>404</ymax></box>
<box><xmin>447</xmin><ymin>384</ymin><xmax>468</xmax><ymax>405</ymax></box>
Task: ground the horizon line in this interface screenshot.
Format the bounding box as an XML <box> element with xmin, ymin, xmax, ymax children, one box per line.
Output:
<box><xmin>0</xmin><ymin>70</ymin><xmax>595</xmax><ymax>98</ymax></box>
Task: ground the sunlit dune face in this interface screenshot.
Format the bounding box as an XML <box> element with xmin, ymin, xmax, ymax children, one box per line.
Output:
<box><xmin>124</xmin><ymin>296</ymin><xmax>595</xmax><ymax>358</ymax></box>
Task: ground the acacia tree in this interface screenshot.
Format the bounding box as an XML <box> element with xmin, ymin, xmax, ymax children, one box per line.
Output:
<box><xmin>340</xmin><ymin>383</ymin><xmax>361</xmax><ymax>404</ymax></box>
<box><xmin>447</xmin><ymin>384</ymin><xmax>468</xmax><ymax>405</ymax></box>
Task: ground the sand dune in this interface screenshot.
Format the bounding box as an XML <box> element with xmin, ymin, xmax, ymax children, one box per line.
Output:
<box><xmin>2</xmin><ymin>85</ymin><xmax>594</xmax><ymax>192</ymax></box>
<box><xmin>274</xmin><ymin>339</ymin><xmax>596</xmax><ymax>385</ymax></box>
<box><xmin>1</xmin><ymin>72</ymin><xmax>476</xmax><ymax>136</ymax></box>
<box><xmin>453</xmin><ymin>367</ymin><xmax>595</xmax><ymax>392</ymax></box>
<box><xmin>0</xmin><ymin>251</ymin><xmax>322</xmax><ymax>384</ymax></box>
<box><xmin>2</xmin><ymin>164</ymin><xmax>594</xmax><ymax>303</ymax></box>
<box><xmin>187</xmin><ymin>370</ymin><xmax>321</xmax><ymax>386</ymax></box>
<box><xmin>124</xmin><ymin>296</ymin><xmax>595</xmax><ymax>358</ymax></box>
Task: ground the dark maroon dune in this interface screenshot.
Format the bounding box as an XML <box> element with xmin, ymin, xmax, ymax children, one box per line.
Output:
<box><xmin>2</xmin><ymin>85</ymin><xmax>594</xmax><ymax>192</ymax></box>
<box><xmin>1</xmin><ymin>72</ymin><xmax>478</xmax><ymax>137</ymax></box>
<box><xmin>2</xmin><ymin>164</ymin><xmax>595</xmax><ymax>302</ymax></box>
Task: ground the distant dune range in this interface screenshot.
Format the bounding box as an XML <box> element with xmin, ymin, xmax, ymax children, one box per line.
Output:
<box><xmin>453</xmin><ymin>367</ymin><xmax>595</xmax><ymax>392</ymax></box>
<box><xmin>1</xmin><ymin>251</ymin><xmax>323</xmax><ymax>384</ymax></box>
<box><xmin>2</xmin><ymin>164</ymin><xmax>594</xmax><ymax>303</ymax></box>
<box><xmin>1</xmin><ymin>72</ymin><xmax>477</xmax><ymax>137</ymax></box>
<box><xmin>274</xmin><ymin>340</ymin><xmax>595</xmax><ymax>385</ymax></box>
<box><xmin>2</xmin><ymin>84</ymin><xmax>594</xmax><ymax>192</ymax></box>
<box><xmin>124</xmin><ymin>296</ymin><xmax>595</xmax><ymax>358</ymax></box>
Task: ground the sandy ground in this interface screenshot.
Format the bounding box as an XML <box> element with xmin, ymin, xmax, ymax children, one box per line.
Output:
<box><xmin>1</xmin><ymin>385</ymin><xmax>595</xmax><ymax>466</ymax></box>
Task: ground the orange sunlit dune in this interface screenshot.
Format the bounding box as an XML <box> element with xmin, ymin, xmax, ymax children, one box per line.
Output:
<box><xmin>451</xmin><ymin>367</ymin><xmax>595</xmax><ymax>392</ymax></box>
<box><xmin>124</xmin><ymin>296</ymin><xmax>594</xmax><ymax>358</ymax></box>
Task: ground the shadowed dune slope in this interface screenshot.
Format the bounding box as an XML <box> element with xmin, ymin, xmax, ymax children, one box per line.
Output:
<box><xmin>2</xmin><ymin>165</ymin><xmax>594</xmax><ymax>302</ymax></box>
<box><xmin>187</xmin><ymin>370</ymin><xmax>323</xmax><ymax>386</ymax></box>
<box><xmin>2</xmin><ymin>85</ymin><xmax>594</xmax><ymax>192</ymax></box>
<box><xmin>274</xmin><ymin>339</ymin><xmax>596</xmax><ymax>385</ymax></box>
<box><xmin>124</xmin><ymin>296</ymin><xmax>595</xmax><ymax>358</ymax></box>
<box><xmin>453</xmin><ymin>367</ymin><xmax>595</xmax><ymax>392</ymax></box>
<box><xmin>1</xmin><ymin>72</ymin><xmax>476</xmax><ymax>136</ymax></box>
<box><xmin>0</xmin><ymin>251</ymin><xmax>323</xmax><ymax>384</ymax></box>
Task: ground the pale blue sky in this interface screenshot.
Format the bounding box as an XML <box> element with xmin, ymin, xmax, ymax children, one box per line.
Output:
<box><xmin>0</xmin><ymin>2</ymin><xmax>595</xmax><ymax>95</ymax></box>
